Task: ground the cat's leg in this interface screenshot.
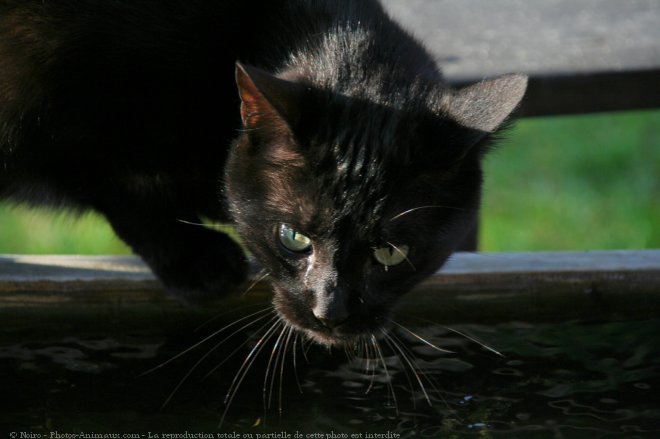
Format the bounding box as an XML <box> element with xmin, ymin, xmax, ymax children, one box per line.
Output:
<box><xmin>100</xmin><ymin>203</ymin><xmax>248</xmax><ymax>303</ymax></box>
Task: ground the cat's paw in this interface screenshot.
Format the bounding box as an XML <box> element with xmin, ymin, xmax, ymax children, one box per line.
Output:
<box><xmin>147</xmin><ymin>229</ymin><xmax>249</xmax><ymax>304</ymax></box>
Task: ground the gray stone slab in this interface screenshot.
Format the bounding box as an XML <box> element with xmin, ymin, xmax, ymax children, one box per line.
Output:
<box><xmin>2</xmin><ymin>251</ymin><xmax>658</xmax><ymax>286</ymax></box>
<box><xmin>380</xmin><ymin>0</ymin><xmax>660</xmax><ymax>115</ymax></box>
<box><xmin>381</xmin><ymin>0</ymin><xmax>660</xmax><ymax>80</ymax></box>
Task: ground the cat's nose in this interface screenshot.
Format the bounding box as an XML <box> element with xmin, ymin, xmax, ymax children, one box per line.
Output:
<box><xmin>312</xmin><ymin>287</ymin><xmax>350</xmax><ymax>329</ymax></box>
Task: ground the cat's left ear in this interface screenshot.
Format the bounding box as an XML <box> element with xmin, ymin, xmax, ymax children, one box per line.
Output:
<box><xmin>235</xmin><ymin>62</ymin><xmax>304</xmax><ymax>133</ymax></box>
<box><xmin>443</xmin><ymin>74</ymin><xmax>528</xmax><ymax>134</ymax></box>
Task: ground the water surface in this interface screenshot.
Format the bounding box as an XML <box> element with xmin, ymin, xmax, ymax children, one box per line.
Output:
<box><xmin>1</xmin><ymin>312</ymin><xmax>658</xmax><ymax>438</ymax></box>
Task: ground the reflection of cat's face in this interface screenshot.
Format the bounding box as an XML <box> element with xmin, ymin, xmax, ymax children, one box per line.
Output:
<box><xmin>225</xmin><ymin>63</ymin><xmax>525</xmax><ymax>346</ymax></box>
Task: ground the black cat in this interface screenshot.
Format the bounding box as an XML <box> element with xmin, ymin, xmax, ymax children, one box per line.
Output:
<box><xmin>0</xmin><ymin>0</ymin><xmax>526</xmax><ymax>345</ymax></box>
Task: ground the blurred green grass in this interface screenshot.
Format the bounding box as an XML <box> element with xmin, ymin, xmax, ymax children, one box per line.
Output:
<box><xmin>0</xmin><ymin>206</ymin><xmax>130</xmax><ymax>254</ymax></box>
<box><xmin>481</xmin><ymin>109</ymin><xmax>659</xmax><ymax>251</ymax></box>
<box><xmin>0</xmin><ymin>109</ymin><xmax>658</xmax><ymax>254</ymax></box>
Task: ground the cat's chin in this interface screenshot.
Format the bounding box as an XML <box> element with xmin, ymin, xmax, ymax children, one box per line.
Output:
<box><xmin>301</xmin><ymin>327</ymin><xmax>368</xmax><ymax>348</ymax></box>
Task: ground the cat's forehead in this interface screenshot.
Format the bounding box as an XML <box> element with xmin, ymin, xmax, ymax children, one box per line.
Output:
<box><xmin>293</xmin><ymin>107</ymin><xmax>436</xmax><ymax>228</ymax></box>
<box><xmin>273</xmin><ymin>164</ymin><xmax>387</xmax><ymax>239</ymax></box>
<box><xmin>254</xmin><ymin>92</ymin><xmax>442</xmax><ymax>239</ymax></box>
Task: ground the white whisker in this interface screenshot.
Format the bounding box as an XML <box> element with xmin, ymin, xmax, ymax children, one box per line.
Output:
<box><xmin>264</xmin><ymin>322</ymin><xmax>289</xmax><ymax>412</ymax></box>
<box><xmin>268</xmin><ymin>324</ymin><xmax>290</xmax><ymax>412</ymax></box>
<box><xmin>357</xmin><ymin>337</ymin><xmax>366</xmax><ymax>361</ymax></box>
<box><xmin>195</xmin><ymin>301</ymin><xmax>271</xmax><ymax>332</ymax></box>
<box><xmin>390</xmin><ymin>320</ymin><xmax>454</xmax><ymax>354</ymax></box>
<box><xmin>381</xmin><ymin>329</ymin><xmax>429</xmax><ymax>407</ymax></box>
<box><xmin>385</xmin><ymin>241</ymin><xmax>416</xmax><ymax>271</ymax></box>
<box><xmin>242</xmin><ymin>270</ymin><xmax>270</xmax><ymax>297</ymax></box>
<box><xmin>175</xmin><ymin>218</ymin><xmax>230</xmax><ymax>229</ymax></box>
<box><xmin>402</xmin><ymin>314</ymin><xmax>503</xmax><ymax>357</ymax></box>
<box><xmin>372</xmin><ymin>334</ymin><xmax>399</xmax><ymax>415</ymax></box>
<box><xmin>389</xmin><ymin>330</ymin><xmax>456</xmax><ymax>415</ymax></box>
<box><xmin>160</xmin><ymin>311</ymin><xmax>275</xmax><ymax>409</ymax></box>
<box><xmin>389</xmin><ymin>331</ymin><xmax>440</xmax><ymax>394</ymax></box>
<box><xmin>220</xmin><ymin>318</ymin><xmax>283</xmax><ymax>427</ymax></box>
<box><xmin>390</xmin><ymin>205</ymin><xmax>476</xmax><ymax>222</ymax></box>
<box><xmin>444</xmin><ymin>326</ymin><xmax>503</xmax><ymax>357</ymax></box>
<box><xmin>302</xmin><ymin>336</ymin><xmax>313</xmax><ymax>362</ymax></box>
<box><xmin>140</xmin><ymin>306</ymin><xmax>273</xmax><ymax>377</ymax></box>
<box><xmin>202</xmin><ymin>314</ymin><xmax>279</xmax><ymax>379</ymax></box>
<box><xmin>278</xmin><ymin>326</ymin><xmax>295</xmax><ymax>415</ymax></box>
<box><xmin>344</xmin><ymin>344</ymin><xmax>357</xmax><ymax>363</ymax></box>
<box><xmin>292</xmin><ymin>332</ymin><xmax>304</xmax><ymax>394</ymax></box>
<box><xmin>365</xmin><ymin>336</ymin><xmax>377</xmax><ymax>395</ymax></box>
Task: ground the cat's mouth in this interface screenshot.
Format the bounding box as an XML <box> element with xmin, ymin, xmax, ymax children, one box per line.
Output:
<box><xmin>272</xmin><ymin>291</ymin><xmax>387</xmax><ymax>347</ymax></box>
<box><xmin>302</xmin><ymin>317</ymin><xmax>384</xmax><ymax>347</ymax></box>
<box><xmin>302</xmin><ymin>321</ymin><xmax>385</xmax><ymax>347</ymax></box>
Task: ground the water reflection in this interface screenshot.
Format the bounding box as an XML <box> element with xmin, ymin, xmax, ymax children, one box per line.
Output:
<box><xmin>1</xmin><ymin>319</ymin><xmax>659</xmax><ymax>437</ymax></box>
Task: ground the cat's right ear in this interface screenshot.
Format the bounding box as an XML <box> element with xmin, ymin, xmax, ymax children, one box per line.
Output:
<box><xmin>443</xmin><ymin>74</ymin><xmax>528</xmax><ymax>134</ymax></box>
<box><xmin>235</xmin><ymin>62</ymin><xmax>304</xmax><ymax>136</ymax></box>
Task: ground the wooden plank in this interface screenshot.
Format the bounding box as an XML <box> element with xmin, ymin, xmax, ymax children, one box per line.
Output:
<box><xmin>380</xmin><ymin>0</ymin><xmax>660</xmax><ymax>115</ymax></box>
<box><xmin>1</xmin><ymin>251</ymin><xmax>659</xmax><ymax>326</ymax></box>
<box><xmin>405</xmin><ymin>250</ymin><xmax>660</xmax><ymax>323</ymax></box>
<box><xmin>517</xmin><ymin>69</ymin><xmax>660</xmax><ymax>117</ymax></box>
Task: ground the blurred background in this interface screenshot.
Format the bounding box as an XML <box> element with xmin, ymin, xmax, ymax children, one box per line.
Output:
<box><xmin>0</xmin><ymin>109</ymin><xmax>658</xmax><ymax>255</ymax></box>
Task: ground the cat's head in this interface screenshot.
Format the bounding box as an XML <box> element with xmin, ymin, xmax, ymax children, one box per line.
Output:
<box><xmin>225</xmin><ymin>63</ymin><xmax>526</xmax><ymax>346</ymax></box>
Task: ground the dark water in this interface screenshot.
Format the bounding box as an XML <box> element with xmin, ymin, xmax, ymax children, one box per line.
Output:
<box><xmin>1</xmin><ymin>313</ymin><xmax>659</xmax><ymax>439</ymax></box>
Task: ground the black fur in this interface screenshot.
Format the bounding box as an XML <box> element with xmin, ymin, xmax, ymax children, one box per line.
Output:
<box><xmin>0</xmin><ymin>0</ymin><xmax>526</xmax><ymax>344</ymax></box>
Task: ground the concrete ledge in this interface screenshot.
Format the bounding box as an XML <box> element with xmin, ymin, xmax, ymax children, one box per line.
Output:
<box><xmin>1</xmin><ymin>251</ymin><xmax>659</xmax><ymax>327</ymax></box>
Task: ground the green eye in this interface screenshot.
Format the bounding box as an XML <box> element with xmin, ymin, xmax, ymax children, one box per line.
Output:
<box><xmin>373</xmin><ymin>244</ymin><xmax>410</xmax><ymax>267</ymax></box>
<box><xmin>279</xmin><ymin>224</ymin><xmax>312</xmax><ymax>253</ymax></box>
